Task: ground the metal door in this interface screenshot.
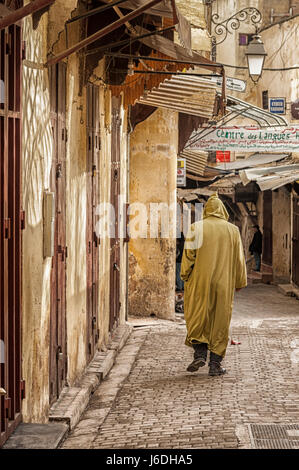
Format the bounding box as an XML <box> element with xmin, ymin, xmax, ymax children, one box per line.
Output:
<box><xmin>262</xmin><ymin>190</ymin><xmax>272</xmax><ymax>266</ymax></box>
<box><xmin>292</xmin><ymin>196</ymin><xmax>299</xmax><ymax>286</ymax></box>
<box><xmin>86</xmin><ymin>83</ymin><xmax>100</xmax><ymax>360</ymax></box>
<box><xmin>109</xmin><ymin>97</ymin><xmax>121</xmax><ymax>333</ymax></box>
<box><xmin>49</xmin><ymin>63</ymin><xmax>67</xmax><ymax>405</ymax></box>
<box><xmin>0</xmin><ymin>23</ymin><xmax>24</xmax><ymax>447</ymax></box>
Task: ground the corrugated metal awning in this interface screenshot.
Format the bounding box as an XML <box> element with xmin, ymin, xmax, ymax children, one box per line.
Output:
<box><xmin>240</xmin><ymin>164</ymin><xmax>299</xmax><ymax>191</ymax></box>
<box><xmin>179</xmin><ymin>149</ymin><xmax>208</xmax><ymax>176</ymax></box>
<box><xmin>214</xmin><ymin>153</ymin><xmax>290</xmax><ymax>171</ymax></box>
<box><xmin>137</xmin><ymin>73</ymin><xmax>218</xmax><ymax>119</ymax></box>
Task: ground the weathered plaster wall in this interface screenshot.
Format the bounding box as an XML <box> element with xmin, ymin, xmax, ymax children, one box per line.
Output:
<box><xmin>272</xmin><ymin>188</ymin><xmax>291</xmax><ymax>283</ymax></box>
<box><xmin>64</xmin><ymin>54</ymin><xmax>88</xmax><ymax>385</ymax></box>
<box><xmin>259</xmin><ymin>16</ymin><xmax>299</xmax><ymax>161</ymax></box>
<box><xmin>48</xmin><ymin>0</ymin><xmax>78</xmax><ymax>54</ymax></box>
<box><xmin>129</xmin><ymin>108</ymin><xmax>177</xmax><ymax>320</ymax></box>
<box><xmin>22</xmin><ymin>14</ymin><xmax>52</xmax><ymax>422</ymax></box>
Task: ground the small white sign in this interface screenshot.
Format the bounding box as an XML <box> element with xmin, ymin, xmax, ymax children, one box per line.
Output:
<box><xmin>205</xmin><ymin>76</ymin><xmax>246</xmax><ymax>93</ymax></box>
<box><xmin>177</xmin><ymin>158</ymin><xmax>186</xmax><ymax>187</ymax></box>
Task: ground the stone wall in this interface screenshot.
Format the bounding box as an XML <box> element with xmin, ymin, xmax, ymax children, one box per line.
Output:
<box><xmin>128</xmin><ymin>108</ymin><xmax>177</xmax><ymax>320</ymax></box>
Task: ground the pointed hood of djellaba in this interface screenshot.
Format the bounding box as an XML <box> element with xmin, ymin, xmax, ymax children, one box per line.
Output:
<box><xmin>203</xmin><ymin>193</ymin><xmax>229</xmax><ymax>221</ymax></box>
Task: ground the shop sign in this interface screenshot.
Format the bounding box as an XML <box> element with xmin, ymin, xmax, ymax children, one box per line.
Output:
<box><xmin>269</xmin><ymin>97</ymin><xmax>286</xmax><ymax>114</ymax></box>
<box><xmin>216</xmin><ymin>151</ymin><xmax>230</xmax><ymax>162</ymax></box>
<box><xmin>189</xmin><ymin>126</ymin><xmax>299</xmax><ymax>152</ymax></box>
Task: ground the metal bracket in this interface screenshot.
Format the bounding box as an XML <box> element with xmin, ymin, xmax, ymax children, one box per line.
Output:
<box><xmin>212</xmin><ymin>8</ymin><xmax>262</xmax><ymax>45</ymax></box>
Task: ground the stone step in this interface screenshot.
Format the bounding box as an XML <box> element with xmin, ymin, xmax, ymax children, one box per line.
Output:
<box><xmin>49</xmin><ymin>323</ymin><xmax>133</xmax><ymax>431</ymax></box>
<box><xmin>261</xmin><ymin>263</ymin><xmax>273</xmax><ymax>274</ymax></box>
<box><xmin>278</xmin><ymin>284</ymin><xmax>299</xmax><ymax>299</ymax></box>
<box><xmin>277</xmin><ymin>284</ymin><xmax>294</xmax><ymax>296</ymax></box>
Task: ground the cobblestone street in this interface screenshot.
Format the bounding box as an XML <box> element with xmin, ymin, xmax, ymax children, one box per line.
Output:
<box><xmin>61</xmin><ymin>284</ymin><xmax>299</xmax><ymax>449</ymax></box>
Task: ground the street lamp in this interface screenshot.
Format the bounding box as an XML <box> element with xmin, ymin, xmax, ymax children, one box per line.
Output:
<box><xmin>245</xmin><ymin>34</ymin><xmax>267</xmax><ymax>83</ymax></box>
<box><xmin>210</xmin><ymin>7</ymin><xmax>266</xmax><ymax>83</ymax></box>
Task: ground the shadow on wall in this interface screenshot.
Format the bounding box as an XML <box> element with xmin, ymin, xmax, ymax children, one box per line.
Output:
<box><xmin>23</xmin><ymin>17</ymin><xmax>53</xmax><ymax>227</ymax></box>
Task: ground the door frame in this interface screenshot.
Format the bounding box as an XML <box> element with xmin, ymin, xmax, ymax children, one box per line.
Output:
<box><xmin>0</xmin><ymin>21</ymin><xmax>24</xmax><ymax>447</ymax></box>
<box><xmin>86</xmin><ymin>83</ymin><xmax>100</xmax><ymax>361</ymax></box>
<box><xmin>49</xmin><ymin>63</ymin><xmax>67</xmax><ymax>406</ymax></box>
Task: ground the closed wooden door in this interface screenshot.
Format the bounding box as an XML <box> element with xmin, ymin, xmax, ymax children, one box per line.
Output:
<box><xmin>49</xmin><ymin>63</ymin><xmax>67</xmax><ymax>405</ymax></box>
<box><xmin>0</xmin><ymin>22</ymin><xmax>24</xmax><ymax>447</ymax></box>
<box><xmin>86</xmin><ymin>84</ymin><xmax>100</xmax><ymax>360</ymax></box>
<box><xmin>292</xmin><ymin>196</ymin><xmax>299</xmax><ymax>286</ymax></box>
<box><xmin>109</xmin><ymin>97</ymin><xmax>121</xmax><ymax>333</ymax></box>
<box><xmin>262</xmin><ymin>190</ymin><xmax>272</xmax><ymax>266</ymax></box>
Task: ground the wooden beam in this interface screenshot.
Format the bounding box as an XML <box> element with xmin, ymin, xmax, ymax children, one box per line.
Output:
<box><xmin>0</xmin><ymin>0</ymin><xmax>54</xmax><ymax>30</ymax></box>
<box><xmin>45</xmin><ymin>0</ymin><xmax>164</xmax><ymax>67</ymax></box>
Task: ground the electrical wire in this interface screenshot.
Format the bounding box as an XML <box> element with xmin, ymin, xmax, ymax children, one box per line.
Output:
<box><xmin>222</xmin><ymin>63</ymin><xmax>299</xmax><ymax>71</ymax></box>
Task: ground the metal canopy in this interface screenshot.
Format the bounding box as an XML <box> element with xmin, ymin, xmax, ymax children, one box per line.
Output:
<box><xmin>226</xmin><ymin>95</ymin><xmax>288</xmax><ymax>127</ymax></box>
<box><xmin>214</xmin><ymin>152</ymin><xmax>290</xmax><ymax>170</ymax></box>
<box><xmin>137</xmin><ymin>73</ymin><xmax>218</xmax><ymax>119</ymax></box>
<box><xmin>240</xmin><ymin>164</ymin><xmax>299</xmax><ymax>191</ymax></box>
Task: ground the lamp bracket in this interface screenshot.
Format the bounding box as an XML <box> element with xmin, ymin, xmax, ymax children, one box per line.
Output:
<box><xmin>212</xmin><ymin>8</ymin><xmax>262</xmax><ymax>45</ymax></box>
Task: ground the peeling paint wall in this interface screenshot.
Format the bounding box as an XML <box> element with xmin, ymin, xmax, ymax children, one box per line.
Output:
<box><xmin>129</xmin><ymin>109</ymin><xmax>177</xmax><ymax>320</ymax></box>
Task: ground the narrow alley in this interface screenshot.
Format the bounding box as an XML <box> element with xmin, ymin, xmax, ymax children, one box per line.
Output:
<box><xmin>60</xmin><ymin>284</ymin><xmax>299</xmax><ymax>449</ymax></box>
<box><xmin>1</xmin><ymin>0</ymin><xmax>299</xmax><ymax>455</ymax></box>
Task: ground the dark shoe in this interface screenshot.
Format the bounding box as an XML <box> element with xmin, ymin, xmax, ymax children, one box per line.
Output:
<box><xmin>209</xmin><ymin>362</ymin><xmax>226</xmax><ymax>376</ymax></box>
<box><xmin>187</xmin><ymin>343</ymin><xmax>207</xmax><ymax>372</ymax></box>
<box><xmin>187</xmin><ymin>357</ymin><xmax>206</xmax><ymax>372</ymax></box>
<box><xmin>208</xmin><ymin>352</ymin><xmax>226</xmax><ymax>376</ymax></box>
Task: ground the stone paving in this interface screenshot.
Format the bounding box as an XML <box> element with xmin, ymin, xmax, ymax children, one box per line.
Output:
<box><xmin>61</xmin><ymin>284</ymin><xmax>299</xmax><ymax>449</ymax></box>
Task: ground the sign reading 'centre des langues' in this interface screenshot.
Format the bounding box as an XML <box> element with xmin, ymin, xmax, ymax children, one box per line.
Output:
<box><xmin>189</xmin><ymin>126</ymin><xmax>299</xmax><ymax>152</ymax></box>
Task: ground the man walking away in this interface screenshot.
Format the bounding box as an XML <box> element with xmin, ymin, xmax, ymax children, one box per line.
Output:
<box><xmin>249</xmin><ymin>225</ymin><xmax>262</xmax><ymax>272</ymax></box>
<box><xmin>180</xmin><ymin>194</ymin><xmax>247</xmax><ymax>376</ymax></box>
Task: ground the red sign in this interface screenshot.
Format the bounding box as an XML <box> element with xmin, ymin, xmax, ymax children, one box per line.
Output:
<box><xmin>216</xmin><ymin>151</ymin><xmax>230</xmax><ymax>162</ymax></box>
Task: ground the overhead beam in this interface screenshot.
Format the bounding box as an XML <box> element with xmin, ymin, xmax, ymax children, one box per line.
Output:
<box><xmin>105</xmin><ymin>52</ymin><xmax>223</xmax><ymax>69</ymax></box>
<box><xmin>66</xmin><ymin>0</ymin><xmax>129</xmax><ymax>25</ymax></box>
<box><xmin>45</xmin><ymin>0</ymin><xmax>165</xmax><ymax>67</ymax></box>
<box><xmin>0</xmin><ymin>0</ymin><xmax>54</xmax><ymax>30</ymax></box>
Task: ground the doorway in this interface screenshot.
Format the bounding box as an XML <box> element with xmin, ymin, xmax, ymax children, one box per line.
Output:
<box><xmin>86</xmin><ymin>83</ymin><xmax>100</xmax><ymax>360</ymax></box>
